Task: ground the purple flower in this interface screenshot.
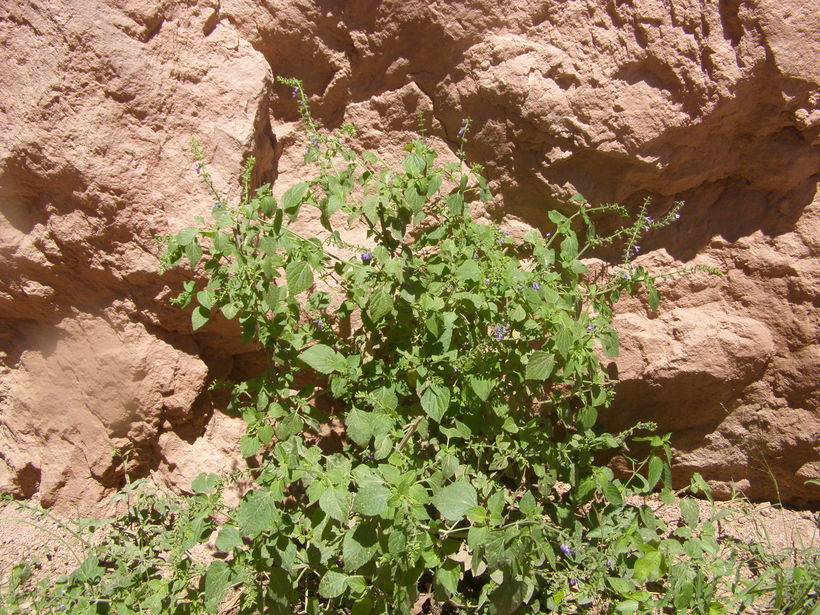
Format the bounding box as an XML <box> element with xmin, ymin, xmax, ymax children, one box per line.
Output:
<box><xmin>532</xmin><ymin>282</ymin><xmax>541</xmax><ymax>291</ymax></box>
<box><xmin>312</xmin><ymin>319</ymin><xmax>323</xmax><ymax>330</ymax></box>
<box><xmin>634</xmin><ymin>246</ymin><xmax>641</xmax><ymax>253</ymax></box>
<box><xmin>453</xmin><ymin>366</ymin><xmax>459</xmax><ymax>372</ymax></box>
<box><xmin>675</xmin><ymin>213</ymin><xmax>681</xmax><ymax>220</ymax></box>
<box><xmin>492</xmin><ymin>324</ymin><xmax>510</xmax><ymax>340</ymax></box>
<box><xmin>560</xmin><ymin>543</ymin><xmax>573</xmax><ymax>556</ymax></box>
<box><xmin>586</xmin><ymin>325</ymin><xmax>594</xmax><ymax>330</ymax></box>
<box><xmin>291</xmin><ymin>86</ymin><xmax>298</xmax><ymax>98</ymax></box>
<box><xmin>645</xmin><ymin>216</ymin><xmax>652</xmax><ymax>222</ymax></box>
<box><xmin>545</xmin><ymin>232</ymin><xmax>551</xmax><ymax>238</ymax></box>
<box><xmin>484</xmin><ymin>279</ymin><xmax>490</xmax><ymax>286</ymax></box>
<box><xmin>645</xmin><ymin>226</ymin><xmax>650</xmax><ymax>231</ymax></box>
<box><xmin>212</xmin><ymin>202</ymin><xmax>223</xmax><ymax>209</ymax></box>
<box><xmin>360</xmin><ymin>251</ymin><xmax>372</xmax><ymax>263</ymax></box>
<box><xmin>194</xmin><ymin>162</ymin><xmax>201</xmax><ymax>175</ymax></box>
<box><xmin>309</xmin><ymin>135</ymin><xmax>321</xmax><ymax>147</ymax></box>
<box><xmin>500</xmin><ymin>237</ymin><xmax>505</xmax><ymax>244</ymax></box>
<box><xmin>606</xmin><ymin>559</ymin><xmax>613</xmax><ymax>567</ymax></box>
<box><xmin>517</xmin><ymin>284</ymin><xmax>523</xmax><ymax>290</ymax></box>
<box><xmin>473</xmin><ymin>252</ymin><xmax>479</xmax><ymax>259</ymax></box>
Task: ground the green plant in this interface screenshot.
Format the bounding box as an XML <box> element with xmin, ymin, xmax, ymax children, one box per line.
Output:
<box><xmin>156</xmin><ymin>76</ymin><xmax>708</xmax><ymax>614</ymax></box>
<box><xmin>4</xmin><ymin>78</ymin><xmax>815</xmax><ymax>615</ymax></box>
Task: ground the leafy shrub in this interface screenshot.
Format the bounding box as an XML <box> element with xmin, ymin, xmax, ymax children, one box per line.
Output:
<box><xmin>3</xmin><ymin>79</ymin><xmax>815</xmax><ymax>615</ymax></box>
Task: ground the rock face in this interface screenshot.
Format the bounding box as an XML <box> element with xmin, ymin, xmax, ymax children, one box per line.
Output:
<box><xmin>0</xmin><ymin>0</ymin><xmax>817</xmax><ymax>509</ymax></box>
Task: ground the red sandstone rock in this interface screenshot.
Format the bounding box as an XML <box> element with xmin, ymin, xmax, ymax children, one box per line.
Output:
<box><xmin>0</xmin><ymin>0</ymin><xmax>817</xmax><ymax>510</ymax></box>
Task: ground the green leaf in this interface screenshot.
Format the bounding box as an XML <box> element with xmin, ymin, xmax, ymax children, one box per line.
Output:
<box><xmin>578</xmin><ymin>405</ymin><xmax>598</xmax><ymax>431</ymax></box>
<box><xmin>373</xmin><ymin>388</ymin><xmax>398</xmax><ymax>412</ymax></box>
<box><xmin>525</xmin><ymin>351</ymin><xmax>555</xmax><ymax>381</ymax></box>
<box><xmin>342</xmin><ymin>522</ymin><xmax>378</xmax><ymax>571</ymax></box>
<box><xmin>648</xmin><ymin>287</ymin><xmax>660</xmax><ymax>311</ymax></box>
<box><xmin>298</xmin><ymin>344</ymin><xmax>347</xmax><ymax>374</ymax></box>
<box><xmin>196</xmin><ymin>289</ymin><xmax>214</xmax><ymax>310</ymax></box>
<box><xmin>633</xmin><ymin>549</ymin><xmax>664</xmax><ymax>582</ymax></box>
<box><xmin>456</xmin><ymin>259</ymin><xmax>481</xmax><ymax>282</ymax></box>
<box><xmin>191</xmin><ymin>305</ymin><xmax>210</xmax><ymax>330</ymax></box>
<box><xmin>519</xmin><ymin>491</ymin><xmax>537</xmax><ymax>516</ymax></box>
<box><xmin>598</xmin><ymin>328</ymin><xmax>620</xmax><ymax>358</ymax></box>
<box><xmin>607</xmin><ymin>577</ymin><xmax>635</xmax><ymax>596</ymax></box>
<box><xmin>240</xmin><ymin>434</ymin><xmax>260</xmax><ymax>458</ymax></box>
<box><xmin>204</xmin><ymin>560</ymin><xmax>231</xmax><ymax>614</ymax></box>
<box><xmin>326</xmin><ymin>193</ymin><xmax>343</xmax><ymax>216</ymax></box>
<box><xmin>346</xmin><ymin>409</ymin><xmax>373</xmax><ymax>447</ymax></box>
<box><xmin>554</xmin><ymin>327</ymin><xmax>574</xmax><ymax>359</ymax></box>
<box><xmin>647</xmin><ymin>456</ymin><xmax>663</xmax><ymax>490</ymax></box>
<box><xmin>318</xmin><ymin>570</ymin><xmax>349</xmax><ymax>599</ymax></box>
<box><xmin>345</xmin><ymin>575</ymin><xmax>368</xmax><ymax>595</ymax></box>
<box><xmin>600</xmin><ymin>479</ymin><xmax>624</xmax><ymax>506</ymax></box>
<box><xmin>351</xmin><ymin>598</ymin><xmax>374</xmax><ymax>615</ymax></box>
<box><xmin>215</xmin><ymin>526</ymin><xmax>243</xmax><ymax>552</ymax></box>
<box><xmin>191</xmin><ymin>473</ymin><xmax>219</xmax><ymax>494</ymax></box>
<box><xmin>433</xmin><ymin>480</ymin><xmax>477</xmax><ymax>522</ymax></box>
<box><xmin>560</xmin><ymin>234</ymin><xmax>579</xmax><ymax>261</ymax></box>
<box><xmin>274</xmin><ymin>413</ymin><xmax>303</xmax><ymax>440</ymax></box>
<box><xmin>73</xmin><ymin>556</ymin><xmax>103</xmax><ymax>583</ymax></box>
<box><xmin>221</xmin><ymin>303</ymin><xmax>239</xmax><ymax>320</ymax></box>
<box><xmin>548</xmin><ymin>211</ymin><xmax>569</xmax><ymax>225</ymax></box>
<box><xmin>436</xmin><ymin>559</ymin><xmax>461</xmax><ymax>596</ymax></box>
<box><xmin>680</xmin><ymin>498</ymin><xmax>700</xmax><ymax>528</ymax></box>
<box><xmin>367</xmin><ymin>288</ymin><xmax>392</xmax><ymax>321</ymax></box>
<box><xmin>236</xmin><ymin>489</ymin><xmax>278</xmax><ymax>538</ymax></box>
<box><xmin>403</xmin><ymin>153</ymin><xmax>425</xmax><ymax>176</ymax></box>
<box><xmin>446</xmin><ymin>192</ymin><xmax>464</xmax><ymax>216</ymax></box>
<box><xmin>353</xmin><ymin>482</ymin><xmax>391</xmax><ymax>516</ymax></box>
<box><xmin>319</xmin><ymin>486</ymin><xmax>351</xmax><ymax>523</ymax></box>
<box><xmin>282</xmin><ymin>181</ymin><xmax>309</xmax><ymax>219</ymax></box>
<box><xmin>419</xmin><ymin>383</ymin><xmax>450</xmax><ymax>423</ymax></box>
<box><xmin>176</xmin><ymin>227</ymin><xmax>199</xmax><ymax>246</ymax></box>
<box><xmin>509</xmin><ymin>304</ymin><xmax>527</xmax><ymax>322</ymax></box>
<box><xmin>468</xmin><ymin>377</ymin><xmax>495</xmax><ymax>401</ymax></box>
<box><xmin>213</xmin><ymin>230</ymin><xmax>231</xmax><ymax>252</ymax></box>
<box><xmin>258</xmin><ymin>423</ymin><xmax>274</xmax><ymax>444</ymax></box>
<box><xmin>362</xmin><ymin>194</ymin><xmax>379</xmax><ymax>225</ymax></box>
<box><xmin>185</xmin><ymin>240</ymin><xmax>202</xmax><ymax>267</ymax></box>
<box><xmin>616</xmin><ymin>600</ymin><xmax>641</xmax><ymax>612</ymax></box>
<box><xmin>468</xmin><ymin>526</ymin><xmax>489</xmax><ymax>550</ymax></box>
<box><xmin>265</xmin><ymin>285</ymin><xmax>282</xmax><ymax>311</ymax></box>
<box><xmin>285</xmin><ymin>261</ymin><xmax>313</xmax><ymax>296</ymax></box>
<box><xmin>260</xmin><ymin>196</ymin><xmax>277</xmax><ymax>216</ymax></box>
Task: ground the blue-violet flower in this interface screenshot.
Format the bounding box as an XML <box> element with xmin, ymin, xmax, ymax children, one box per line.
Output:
<box><xmin>560</xmin><ymin>544</ymin><xmax>573</xmax><ymax>556</ymax></box>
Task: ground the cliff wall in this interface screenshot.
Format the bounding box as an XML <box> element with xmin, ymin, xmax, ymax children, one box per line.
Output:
<box><xmin>0</xmin><ymin>0</ymin><xmax>817</xmax><ymax>510</ymax></box>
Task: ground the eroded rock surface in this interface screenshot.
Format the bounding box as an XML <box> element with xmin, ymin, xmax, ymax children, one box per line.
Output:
<box><xmin>0</xmin><ymin>0</ymin><xmax>817</xmax><ymax>509</ymax></box>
